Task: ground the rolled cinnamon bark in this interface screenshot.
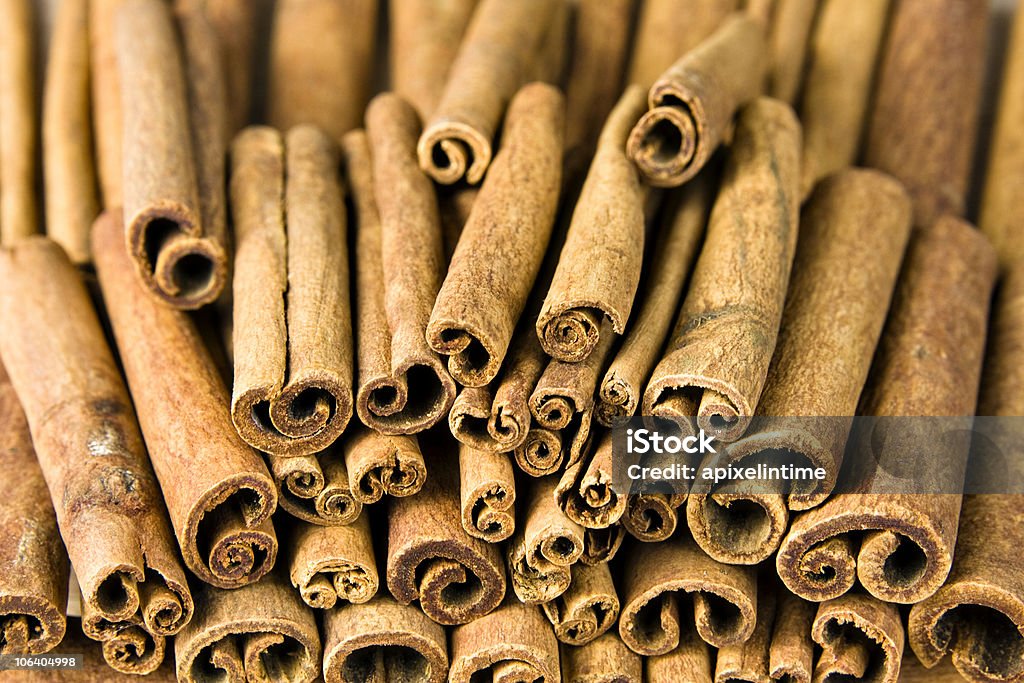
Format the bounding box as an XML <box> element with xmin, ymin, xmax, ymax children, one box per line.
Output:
<box><xmin>798</xmin><ymin>0</ymin><xmax>890</xmax><ymax>198</ymax></box>
<box><xmin>770</xmin><ymin>592</ymin><xmax>815</xmax><ymax>683</ymax></box>
<box><xmin>449</xmin><ymin>597</ymin><xmax>561</xmax><ymax>683</ymax></box>
<box><xmin>510</xmin><ymin>477</ymin><xmax>585</xmax><ymax>604</ymax></box>
<box><xmin>89</xmin><ymin>0</ymin><xmax>125</xmax><ymax>209</ymax></box>
<box><xmin>0</xmin><ymin>363</ymin><xmax>68</xmax><ymax>655</ymax></box>
<box><xmin>980</xmin><ymin>4</ymin><xmax>1024</xmax><ymax>270</ymax></box>
<box><xmin>389</xmin><ymin>0</ymin><xmax>477</xmax><ymax>121</ymax></box>
<box><xmin>353</xmin><ymin>99</ymin><xmax>456</xmax><ymax>435</ymax></box>
<box><xmin>643</xmin><ymin>97</ymin><xmax>801</xmax><ymax>443</ymax></box>
<box><xmin>416</xmin><ymin>0</ymin><xmax>560</xmax><ymax>185</ymax></box>
<box><xmin>556</xmin><ymin>431</ymin><xmax>626</xmax><ymax>529</ymax></box>
<box><xmin>714</xmin><ymin>585</ymin><xmax>776</xmax><ymax>683</ymax></box>
<box><xmin>537</xmin><ymin>87</ymin><xmax>647</xmax><ymax>363</ymax></box>
<box><xmin>285</xmin><ymin>515</ymin><xmax>377</xmax><ymax>609</ymax></box>
<box><xmin>627</xmin><ymin>0</ymin><xmax>736</xmax><ymax>89</ymax></box>
<box><xmin>514</xmin><ymin>427</ymin><xmax>565</xmax><ymax>478</ymax></box>
<box><xmin>343</xmin><ymin>427</ymin><xmax>427</xmax><ymax>504</ymax></box>
<box><xmin>812</xmin><ymin>593</ymin><xmax>904</xmax><ymax>683</ymax></box>
<box><xmin>0</xmin><ymin>0</ymin><xmax>37</xmax><ymax>244</ymax></box>
<box><xmin>174</xmin><ymin>571</ymin><xmax>321</xmax><ymax>683</ymax></box>
<box><xmin>43</xmin><ymin>0</ymin><xmax>98</xmax><ymax>265</ymax></box>
<box><xmin>863</xmin><ymin>0</ymin><xmax>987</xmax><ymax>227</ymax></box>
<box><xmin>907</xmin><ymin>266</ymin><xmax>1024</xmax><ymax>683</ymax></box>
<box><xmin>581</xmin><ymin>524</ymin><xmax>626</xmax><ymax>566</ymax></box>
<box><xmin>92</xmin><ymin>210</ymin><xmax>278</xmax><ymax>590</ymax></box>
<box><xmin>564</xmin><ymin>633</ymin><xmax>642</xmax><ymax>683</ymax></box>
<box><xmin>626</xmin><ymin>14</ymin><xmax>767</xmax><ymax>188</ymax></box>
<box><xmin>268</xmin><ymin>451</ymin><xmax>361</xmax><ymax>526</ymax></box>
<box><xmin>386</xmin><ymin>447</ymin><xmax>505</xmax><ymax>625</ymax></box>
<box><xmin>776</xmin><ymin>216</ymin><xmax>996</xmax><ymax>604</ymax></box>
<box><xmin>764</xmin><ymin>0</ymin><xmax>816</xmax><ymax>103</ymax></box>
<box><xmin>687</xmin><ymin>169</ymin><xmax>912</xmax><ymax>565</ymax></box>
<box><xmin>229</xmin><ymin>125</ymin><xmax>353</xmax><ymax>457</ymax></box>
<box><xmin>79</xmin><ymin>608</ymin><xmax>166</xmax><ymax>676</ymax></box>
<box><xmin>0</xmin><ymin>239</ymin><xmax>192</xmax><ymax>672</ymax></box>
<box><xmin>642</xmin><ymin>609</ymin><xmax>714</xmax><ymax>682</ymax></box>
<box><xmin>542</xmin><ymin>561</ymin><xmax>619</xmax><ymax>646</ymax></box>
<box><xmin>597</xmin><ymin>172</ymin><xmax>714</xmax><ymax>427</ymax></box>
<box><xmin>459</xmin><ymin>443</ymin><xmax>516</xmax><ymax>542</ymax></box>
<box><xmin>202</xmin><ymin>0</ymin><xmax>259</xmax><ymax>134</ymax></box>
<box><xmin>622</xmin><ymin>491</ymin><xmax>688</xmax><ymax>543</ymax></box>
<box><xmin>619</xmin><ymin>532</ymin><xmax>757</xmax><ymax>654</ymax></box>
<box><xmin>322</xmin><ymin>596</ymin><xmax>449</xmax><ymax>683</ymax></box>
<box><xmin>428</xmin><ymin>83</ymin><xmax>564</xmax><ymax>386</ymax></box>
<box><xmin>267</xmin><ymin>0</ymin><xmax>376</xmax><ymax>141</ymax></box>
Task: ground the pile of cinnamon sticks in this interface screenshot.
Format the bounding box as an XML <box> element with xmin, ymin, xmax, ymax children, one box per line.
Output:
<box><xmin>0</xmin><ymin>0</ymin><xmax>1022</xmax><ymax>681</ymax></box>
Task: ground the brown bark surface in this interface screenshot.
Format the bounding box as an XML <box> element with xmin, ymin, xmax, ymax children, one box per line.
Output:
<box><xmin>0</xmin><ymin>0</ymin><xmax>38</xmax><ymax>244</ymax></box>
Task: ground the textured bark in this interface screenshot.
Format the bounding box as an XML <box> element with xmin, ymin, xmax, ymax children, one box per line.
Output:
<box><xmin>769</xmin><ymin>592</ymin><xmax>815</xmax><ymax>683</ymax></box>
<box><xmin>449</xmin><ymin>597</ymin><xmax>561</xmax><ymax>683</ymax></box>
<box><xmin>563</xmin><ymin>632</ymin><xmax>642</xmax><ymax>683</ymax></box>
<box><xmin>714</xmin><ymin>584</ymin><xmax>776</xmax><ymax>683</ymax></box>
<box><xmin>642</xmin><ymin>610</ymin><xmax>714</xmax><ymax>682</ymax></box>
<box><xmin>812</xmin><ymin>593</ymin><xmax>904</xmax><ymax>683</ymax></box>
<box><xmin>459</xmin><ymin>443</ymin><xmax>516</xmax><ymax>542</ymax></box>
<box><xmin>622</xmin><ymin>491</ymin><xmax>688</xmax><ymax>544</ymax></box>
<box><xmin>285</xmin><ymin>515</ymin><xmax>377</xmax><ymax>609</ymax></box>
<box><xmin>556</xmin><ymin>431</ymin><xmax>626</xmax><ymax>529</ymax></box>
<box><xmin>93</xmin><ymin>211</ymin><xmax>278</xmax><ymax>590</ymax></box>
<box><xmin>581</xmin><ymin>524</ymin><xmax>626</xmax><ymax>566</ymax></box>
<box><xmin>764</xmin><ymin>0</ymin><xmax>817</xmax><ymax>103</ymax></box>
<box><xmin>541</xmin><ymin>561</ymin><xmax>619</xmax><ymax>646</ymax></box>
<box><xmin>342</xmin><ymin>427</ymin><xmax>427</xmax><ymax>504</ymax></box>
<box><xmin>202</xmin><ymin>0</ymin><xmax>259</xmax><ymax>134</ymax></box>
<box><xmin>509</xmin><ymin>478</ymin><xmax>585</xmax><ymax>604</ymax></box>
<box><xmin>0</xmin><ymin>0</ymin><xmax>37</xmax><ymax>244</ymax></box>
<box><xmin>89</xmin><ymin>0</ymin><xmax>125</xmax><ymax>208</ymax></box>
<box><xmin>268</xmin><ymin>451</ymin><xmax>361</xmax><ymax>526</ymax></box>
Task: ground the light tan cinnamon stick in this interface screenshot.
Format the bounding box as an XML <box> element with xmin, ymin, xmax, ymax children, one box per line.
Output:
<box><xmin>449</xmin><ymin>597</ymin><xmax>561</xmax><ymax>683</ymax></box>
<box><xmin>428</xmin><ymin>83</ymin><xmax>564</xmax><ymax>386</ymax></box>
<box><xmin>863</xmin><ymin>0</ymin><xmax>987</xmax><ymax>227</ymax></box>
<box><xmin>798</xmin><ymin>0</ymin><xmax>890</xmax><ymax>198</ymax></box>
<box><xmin>0</xmin><ymin>362</ymin><xmax>68</xmax><ymax>655</ymax></box>
<box><xmin>286</xmin><ymin>515</ymin><xmax>378</xmax><ymax>609</ymax></box>
<box><xmin>812</xmin><ymin>593</ymin><xmax>905</xmax><ymax>683</ymax></box>
<box><xmin>0</xmin><ymin>238</ymin><xmax>192</xmax><ymax>673</ymax></box>
<box><xmin>564</xmin><ymin>632</ymin><xmax>642</xmax><ymax>683</ymax></box>
<box><xmin>268</xmin><ymin>451</ymin><xmax>361</xmax><ymax>525</ymax></box>
<box><xmin>89</xmin><ymin>0</ymin><xmax>125</xmax><ymax>209</ymax></box>
<box><xmin>174</xmin><ymin>571</ymin><xmax>321</xmax><ymax>683</ymax></box>
<box><xmin>770</xmin><ymin>592</ymin><xmax>816</xmax><ymax>683</ymax></box>
<box><xmin>229</xmin><ymin>125</ymin><xmax>353</xmax><ymax>457</ymax></box>
<box><xmin>417</xmin><ymin>0</ymin><xmax>561</xmax><ymax>185</ymax></box>
<box><xmin>343</xmin><ymin>427</ymin><xmax>427</xmax><ymax>504</ymax></box>
<box><xmin>202</xmin><ymin>0</ymin><xmax>259</xmax><ymax>134</ymax></box>
<box><xmin>43</xmin><ymin>0</ymin><xmax>98</xmax><ymax>265</ymax></box>
<box><xmin>626</xmin><ymin>14</ymin><xmax>767</xmax><ymax>187</ymax></box>
<box><xmin>556</xmin><ymin>430</ymin><xmax>626</xmax><ymax>529</ymax></box>
<box><xmin>643</xmin><ymin>609</ymin><xmax>714</xmax><ymax>682</ymax></box>
<box><xmin>542</xmin><ymin>561</ymin><xmax>619</xmax><ymax>646</ymax></box>
<box><xmin>267</xmin><ymin>0</ymin><xmax>376</xmax><ymax>142</ymax></box>
<box><xmin>354</xmin><ymin>98</ymin><xmax>457</xmax><ymax>434</ymax></box>
<box><xmin>687</xmin><ymin>168</ymin><xmax>912</xmax><ymax>565</ymax></box>
<box><xmin>509</xmin><ymin>477</ymin><xmax>585</xmax><ymax>604</ymax></box>
<box><xmin>322</xmin><ymin>596</ymin><xmax>449</xmax><ymax>683</ymax></box>
<box><xmin>93</xmin><ymin>210</ymin><xmax>278</xmax><ymax>590</ymax></box>
<box><xmin>644</xmin><ymin>97</ymin><xmax>801</xmax><ymax>443</ymax></box>
<box><xmin>460</xmin><ymin>442</ymin><xmax>516</xmax><ymax>542</ymax></box>
<box><xmin>515</xmin><ymin>427</ymin><xmax>565</xmax><ymax>477</ymax></box>
<box><xmin>386</xmin><ymin>447</ymin><xmax>505</xmax><ymax>625</ymax></box>
<box><xmin>714</xmin><ymin>584</ymin><xmax>776</xmax><ymax>683</ymax></box>
<box><xmin>581</xmin><ymin>524</ymin><xmax>627</xmax><ymax>566</ymax></box>
<box><xmin>0</xmin><ymin>0</ymin><xmax>37</xmax><ymax>244</ymax></box>
<box><xmin>764</xmin><ymin>0</ymin><xmax>817</xmax><ymax>103</ymax></box>
<box><xmin>622</xmin><ymin>490</ymin><xmax>688</xmax><ymax>543</ymax></box>
<box><xmin>537</xmin><ymin>87</ymin><xmax>647</xmax><ymax>363</ymax></box>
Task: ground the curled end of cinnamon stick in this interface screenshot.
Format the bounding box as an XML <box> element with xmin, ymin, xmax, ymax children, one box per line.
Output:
<box><xmin>461</xmin><ymin>479</ymin><xmax>516</xmax><ymax>544</ymax></box>
<box><xmin>0</xmin><ymin>599</ymin><xmax>66</xmax><ymax>655</ymax></box>
<box><xmin>427</xmin><ymin>320</ymin><xmax>502</xmax><ymax>388</ymax></box>
<box><xmin>596</xmin><ymin>372</ymin><xmax>636</xmax><ymax>427</ymax></box>
<box><xmin>514</xmin><ymin>428</ymin><xmax>564</xmax><ymax>477</ymax></box>
<box><xmin>623</xmin><ymin>494</ymin><xmax>684</xmax><ymax>543</ymax></box>
<box><xmin>101</xmin><ymin>622</ymin><xmax>167</xmax><ymax>675</ymax></box>
<box><xmin>356</xmin><ymin>358</ymin><xmax>457</xmax><ymax>435</ymax></box>
<box><xmin>344</xmin><ymin>429</ymin><xmax>427</xmax><ymax>504</ymax></box>
<box><xmin>271</xmin><ymin>453</ymin><xmax>362</xmax><ymax>526</ymax></box>
<box><xmin>581</xmin><ymin>525</ymin><xmax>626</xmax><ymax>566</ymax></box>
<box><xmin>450</xmin><ymin>387</ymin><xmax>518</xmax><ymax>452</ymax></box>
<box><xmin>538</xmin><ymin>307</ymin><xmax>604</xmax><ymax>363</ymax></box>
<box><xmin>645</xmin><ymin>379</ymin><xmax>752</xmax><ymax>443</ymax></box>
<box><xmin>812</xmin><ymin>594</ymin><xmax>905</xmax><ymax>683</ymax></box>
<box><xmin>687</xmin><ymin>490</ymin><xmax>789</xmax><ymax>565</ymax></box>
<box><xmin>626</xmin><ymin>99</ymin><xmax>700</xmax><ymax>188</ymax></box>
<box><xmin>233</xmin><ymin>377</ymin><xmax>353</xmax><ymax>457</ymax></box>
<box><xmin>417</xmin><ymin>121</ymin><xmax>492</xmax><ymax>185</ymax></box>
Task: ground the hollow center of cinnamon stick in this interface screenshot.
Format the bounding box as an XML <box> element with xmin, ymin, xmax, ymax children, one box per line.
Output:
<box><xmin>342</xmin><ymin>645</ymin><xmax>431</xmax><ymax>683</ymax></box>
<box><xmin>142</xmin><ymin>218</ymin><xmax>217</xmax><ymax>300</ymax></box>
<box><xmin>935</xmin><ymin>605</ymin><xmax>1024</xmax><ymax>679</ymax></box>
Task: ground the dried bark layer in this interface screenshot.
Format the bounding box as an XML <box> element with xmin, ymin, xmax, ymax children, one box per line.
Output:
<box><xmin>764</xmin><ymin>0</ymin><xmax>817</xmax><ymax>103</ymax></box>
<box><xmin>0</xmin><ymin>0</ymin><xmax>37</xmax><ymax>244</ymax></box>
<box><xmin>770</xmin><ymin>592</ymin><xmax>815</xmax><ymax>683</ymax></box>
<box><xmin>509</xmin><ymin>478</ymin><xmax>585</xmax><ymax>604</ymax></box>
<box><xmin>563</xmin><ymin>632</ymin><xmax>642</xmax><ymax>683</ymax></box>
<box><xmin>343</xmin><ymin>428</ymin><xmax>427</xmax><ymax>504</ymax></box>
<box><xmin>268</xmin><ymin>451</ymin><xmax>361</xmax><ymax>526</ymax></box>
<box><xmin>812</xmin><ymin>593</ymin><xmax>905</xmax><ymax>683</ymax></box>
<box><xmin>459</xmin><ymin>443</ymin><xmax>516</xmax><ymax>542</ymax></box>
<box><xmin>776</xmin><ymin>216</ymin><xmax>997</xmax><ymax>604</ymax></box>
<box><xmin>541</xmin><ymin>562</ymin><xmax>620</xmax><ymax>646</ymax></box>
<box><xmin>230</xmin><ymin>125</ymin><xmax>353</xmax><ymax>457</ymax></box>
<box><xmin>626</xmin><ymin>14</ymin><xmax>766</xmax><ymax>187</ymax></box>
<box><xmin>286</xmin><ymin>515</ymin><xmax>378</xmax><ymax>609</ymax></box>
<box><xmin>93</xmin><ymin>211</ymin><xmax>278</xmax><ymax>590</ymax></box>
<box><xmin>644</xmin><ymin>97</ymin><xmax>801</xmax><ymax>443</ymax></box>
<box><xmin>449</xmin><ymin>598</ymin><xmax>561</xmax><ymax>683</ymax></box>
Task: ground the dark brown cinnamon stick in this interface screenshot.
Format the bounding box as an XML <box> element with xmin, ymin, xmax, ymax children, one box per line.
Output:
<box><xmin>229</xmin><ymin>125</ymin><xmax>353</xmax><ymax>457</ymax></box>
<box><xmin>643</xmin><ymin>97</ymin><xmax>801</xmax><ymax>443</ymax></box>
<box><xmin>343</xmin><ymin>427</ymin><xmax>427</xmax><ymax>504</ymax></box>
<box><xmin>0</xmin><ymin>0</ymin><xmax>37</xmax><ymax>244</ymax></box>
<box><xmin>268</xmin><ymin>451</ymin><xmax>361</xmax><ymax>526</ymax></box>
<box><xmin>581</xmin><ymin>524</ymin><xmax>627</xmax><ymax>566</ymax></box>
<box><xmin>460</xmin><ymin>443</ymin><xmax>516</xmax><ymax>542</ymax></box>
<box><xmin>556</xmin><ymin>431</ymin><xmax>626</xmax><ymax>529</ymax></box>
<box><xmin>202</xmin><ymin>0</ymin><xmax>259</xmax><ymax>135</ymax></box>
<box><xmin>812</xmin><ymin>593</ymin><xmax>904</xmax><ymax>683</ymax></box>
<box><xmin>542</xmin><ymin>561</ymin><xmax>619</xmax><ymax>646</ymax></box>
<box><xmin>626</xmin><ymin>13</ymin><xmax>766</xmax><ymax>187</ymax></box>
<box><xmin>93</xmin><ymin>211</ymin><xmax>278</xmax><ymax>590</ymax></box>
<box><xmin>514</xmin><ymin>427</ymin><xmax>565</xmax><ymax>477</ymax></box>
<box><xmin>449</xmin><ymin>597</ymin><xmax>561</xmax><ymax>683</ymax></box>
<box><xmin>286</xmin><ymin>515</ymin><xmax>377</xmax><ymax>609</ymax></box>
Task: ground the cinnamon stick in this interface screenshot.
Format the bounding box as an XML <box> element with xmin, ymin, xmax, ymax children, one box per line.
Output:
<box><xmin>597</xmin><ymin>172</ymin><xmax>714</xmax><ymax>427</ymax></box>
<box><xmin>509</xmin><ymin>477</ymin><xmax>585</xmax><ymax>604</ymax></box>
<box><xmin>43</xmin><ymin>0</ymin><xmax>98</xmax><ymax>265</ymax></box>
<box><xmin>514</xmin><ymin>427</ymin><xmax>565</xmax><ymax>477</ymax></box>
<box><xmin>542</xmin><ymin>561</ymin><xmax>620</xmax><ymax>646</ymax></box>
<box><xmin>687</xmin><ymin>168</ymin><xmax>912</xmax><ymax>565</ymax></box>
<box><xmin>174</xmin><ymin>570</ymin><xmax>321</xmax><ymax>683</ymax></box>
<box><xmin>92</xmin><ymin>210</ymin><xmax>278</xmax><ymax>589</ymax></box>
<box><xmin>556</xmin><ymin>430</ymin><xmax>626</xmax><ymax>529</ymax></box>
<box><xmin>812</xmin><ymin>593</ymin><xmax>905</xmax><ymax>683</ymax></box>
<box><xmin>626</xmin><ymin>14</ymin><xmax>767</xmax><ymax>188</ymax></box>
<box><xmin>798</xmin><ymin>0</ymin><xmax>890</xmax><ymax>198</ymax></box>
<box><xmin>643</xmin><ymin>97</ymin><xmax>801</xmax><ymax>443</ymax></box>
<box><xmin>581</xmin><ymin>524</ymin><xmax>627</xmax><ymax>566</ymax></box>
<box><xmin>776</xmin><ymin>216</ymin><xmax>996</xmax><ymax>604</ymax></box>
<box><xmin>449</xmin><ymin>597</ymin><xmax>561</xmax><ymax>683</ymax></box>
<box><xmin>769</xmin><ymin>592</ymin><xmax>815</xmax><ymax>683</ymax></box>
<box><xmin>416</xmin><ymin>0</ymin><xmax>561</xmax><ymax>185</ymax></box>
<box><xmin>79</xmin><ymin>610</ymin><xmax>166</xmax><ymax>676</ymax></box>
<box><xmin>428</xmin><ymin>82</ymin><xmax>564</xmax><ymax>386</ymax></box>
<box><xmin>285</xmin><ymin>515</ymin><xmax>377</xmax><ymax>609</ymax></box>
<box><xmin>0</xmin><ymin>0</ymin><xmax>37</xmax><ymax>244</ymax></box>
<box><xmin>89</xmin><ymin>0</ymin><xmax>125</xmax><ymax>208</ymax></box>
<box><xmin>537</xmin><ymin>87</ymin><xmax>647</xmax><ymax>363</ymax></box>
<box><xmin>386</xmin><ymin>447</ymin><xmax>505</xmax><ymax>625</ymax></box>
<box><xmin>714</xmin><ymin>584</ymin><xmax>776</xmax><ymax>683</ymax></box>
<box><xmin>343</xmin><ymin>427</ymin><xmax>427</xmax><ymax>504</ymax></box>
<box><xmin>460</xmin><ymin>442</ymin><xmax>516</xmax><ymax>543</ymax></box>
<box><xmin>0</xmin><ymin>238</ymin><xmax>192</xmax><ymax>673</ymax></box>
<box><xmin>116</xmin><ymin>0</ymin><xmax>229</xmax><ymax>309</ymax></box>
<box><xmin>0</xmin><ymin>363</ymin><xmax>67</xmax><ymax>655</ymax></box>
<box><xmin>863</xmin><ymin>0</ymin><xmax>987</xmax><ymax>227</ymax></box>
<box><xmin>229</xmin><ymin>125</ymin><xmax>353</xmax><ymax>457</ymax></box>
<box><xmin>764</xmin><ymin>0</ymin><xmax>817</xmax><ymax>103</ymax></box>
<box><xmin>564</xmin><ymin>633</ymin><xmax>642</xmax><ymax>683</ymax></box>
<box><xmin>353</xmin><ymin>99</ymin><xmax>456</xmax><ymax>435</ymax></box>
<box><xmin>267</xmin><ymin>0</ymin><xmax>376</xmax><ymax>142</ymax></box>
<box><xmin>622</xmin><ymin>491</ymin><xmax>688</xmax><ymax>543</ymax></box>
<box><xmin>268</xmin><ymin>451</ymin><xmax>361</xmax><ymax>526</ymax></box>
<box><xmin>619</xmin><ymin>532</ymin><xmax>757</xmax><ymax>654</ymax></box>
<box><xmin>322</xmin><ymin>596</ymin><xmax>449</xmax><ymax>683</ymax></box>
<box><xmin>389</xmin><ymin>0</ymin><xmax>478</xmax><ymax>121</ymax></box>
<box><xmin>202</xmin><ymin>0</ymin><xmax>259</xmax><ymax>135</ymax></box>
<box><xmin>642</xmin><ymin>608</ymin><xmax>714</xmax><ymax>682</ymax></box>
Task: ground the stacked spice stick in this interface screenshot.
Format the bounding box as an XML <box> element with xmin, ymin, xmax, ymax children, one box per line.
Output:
<box><xmin>0</xmin><ymin>0</ymin><xmax>1022</xmax><ymax>681</ymax></box>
